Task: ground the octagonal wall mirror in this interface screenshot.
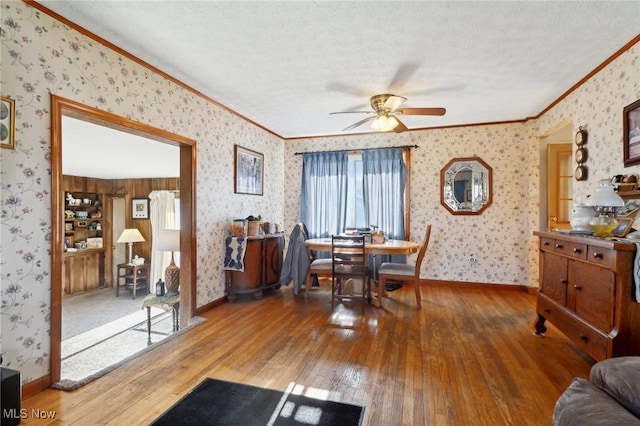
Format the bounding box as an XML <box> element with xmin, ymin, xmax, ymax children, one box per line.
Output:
<box><xmin>440</xmin><ymin>157</ymin><xmax>493</xmax><ymax>215</ymax></box>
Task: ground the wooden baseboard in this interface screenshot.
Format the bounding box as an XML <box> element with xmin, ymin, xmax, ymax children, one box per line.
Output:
<box><xmin>194</xmin><ymin>296</ymin><xmax>226</xmax><ymax>316</ymax></box>
<box><xmin>422</xmin><ymin>279</ymin><xmax>530</xmax><ymax>292</ymax></box>
<box><xmin>22</xmin><ymin>374</ymin><xmax>51</xmax><ymax>399</ymax></box>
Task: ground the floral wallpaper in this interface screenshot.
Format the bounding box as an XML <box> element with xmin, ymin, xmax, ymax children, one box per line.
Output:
<box><xmin>0</xmin><ymin>1</ymin><xmax>283</xmax><ymax>383</ymax></box>
<box><xmin>284</xmin><ymin>123</ymin><xmax>537</xmax><ymax>287</ymax></box>
<box><xmin>284</xmin><ymin>43</ymin><xmax>639</xmax><ymax>291</ymax></box>
<box><xmin>0</xmin><ymin>0</ymin><xmax>638</xmax><ymax>386</ymax></box>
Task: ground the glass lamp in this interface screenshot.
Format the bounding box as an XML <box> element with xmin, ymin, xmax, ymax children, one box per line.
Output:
<box><xmin>116</xmin><ymin>228</ymin><xmax>145</xmax><ymax>264</ymax></box>
<box><xmin>585</xmin><ymin>180</ymin><xmax>624</xmax><ymax>237</ymax></box>
<box><xmin>371</xmin><ymin>114</ymin><xmax>399</xmax><ymax>132</ymax></box>
<box><xmin>156</xmin><ymin>228</ymin><xmax>180</xmax><ymax>295</ymax></box>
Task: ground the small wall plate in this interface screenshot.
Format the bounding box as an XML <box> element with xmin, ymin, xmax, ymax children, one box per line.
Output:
<box><xmin>575</xmin><ymin>164</ymin><xmax>587</xmax><ymax>181</ymax></box>
<box><xmin>575</xmin><ymin>147</ymin><xmax>587</xmax><ymax>163</ymax></box>
<box><xmin>575</xmin><ymin>128</ymin><xmax>587</xmax><ymax>146</ymax></box>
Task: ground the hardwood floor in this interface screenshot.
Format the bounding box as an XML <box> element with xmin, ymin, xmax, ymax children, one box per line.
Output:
<box><xmin>22</xmin><ymin>283</ymin><xmax>593</xmax><ymax>425</ymax></box>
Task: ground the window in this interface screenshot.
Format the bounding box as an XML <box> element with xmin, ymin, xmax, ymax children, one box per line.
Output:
<box><xmin>345</xmin><ymin>152</ymin><xmax>366</xmax><ymax>229</ymax></box>
<box><xmin>301</xmin><ymin>147</ymin><xmax>410</xmax><ymax>240</ymax></box>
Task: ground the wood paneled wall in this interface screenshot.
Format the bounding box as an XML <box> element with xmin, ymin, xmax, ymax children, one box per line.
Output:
<box><xmin>63</xmin><ymin>175</ymin><xmax>179</xmax><ymax>285</ymax></box>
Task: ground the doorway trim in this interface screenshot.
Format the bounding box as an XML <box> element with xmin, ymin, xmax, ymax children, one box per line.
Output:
<box><xmin>50</xmin><ymin>94</ymin><xmax>197</xmax><ymax>383</ymax></box>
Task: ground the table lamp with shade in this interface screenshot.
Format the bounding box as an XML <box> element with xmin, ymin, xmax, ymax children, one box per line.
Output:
<box><xmin>585</xmin><ymin>179</ymin><xmax>625</xmax><ymax>237</ymax></box>
<box><xmin>156</xmin><ymin>228</ymin><xmax>180</xmax><ymax>295</ymax></box>
<box><xmin>116</xmin><ymin>228</ymin><xmax>146</xmax><ymax>264</ymax></box>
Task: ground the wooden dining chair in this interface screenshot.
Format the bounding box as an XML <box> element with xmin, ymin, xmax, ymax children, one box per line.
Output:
<box><xmin>305</xmin><ymin>247</ymin><xmax>333</xmax><ymax>298</ymax></box>
<box><xmin>377</xmin><ymin>225</ymin><xmax>432</xmax><ymax>309</ymax></box>
<box><xmin>331</xmin><ymin>234</ymin><xmax>371</xmax><ymax>314</ymax></box>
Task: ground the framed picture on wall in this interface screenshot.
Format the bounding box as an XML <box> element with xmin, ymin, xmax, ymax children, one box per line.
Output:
<box><xmin>623</xmin><ymin>98</ymin><xmax>640</xmax><ymax>167</ymax></box>
<box><xmin>234</xmin><ymin>144</ymin><xmax>264</xmax><ymax>195</ymax></box>
<box><xmin>132</xmin><ymin>198</ymin><xmax>150</xmax><ymax>219</ymax></box>
<box><xmin>0</xmin><ymin>96</ymin><xmax>16</xmax><ymax>150</ymax></box>
<box><xmin>64</xmin><ymin>236</ymin><xmax>74</xmax><ymax>250</ymax></box>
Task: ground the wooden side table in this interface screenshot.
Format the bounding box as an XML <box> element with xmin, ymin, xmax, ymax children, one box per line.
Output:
<box><xmin>141</xmin><ymin>293</ymin><xmax>180</xmax><ymax>345</ymax></box>
<box><xmin>116</xmin><ymin>263</ymin><xmax>149</xmax><ymax>299</ymax></box>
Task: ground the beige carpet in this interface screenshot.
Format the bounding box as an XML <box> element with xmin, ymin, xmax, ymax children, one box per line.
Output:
<box><xmin>62</xmin><ymin>286</ymin><xmax>149</xmax><ymax>340</ymax></box>
<box><xmin>55</xmin><ymin>313</ymin><xmax>206</xmax><ymax>390</ymax></box>
<box><xmin>57</xmin><ymin>286</ymin><xmax>207</xmax><ymax>390</ymax></box>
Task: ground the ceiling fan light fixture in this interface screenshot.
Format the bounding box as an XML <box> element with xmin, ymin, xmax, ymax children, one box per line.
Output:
<box><xmin>371</xmin><ymin>114</ymin><xmax>399</xmax><ymax>132</ymax></box>
<box><xmin>333</xmin><ymin>93</ymin><xmax>444</xmax><ymax>133</ymax></box>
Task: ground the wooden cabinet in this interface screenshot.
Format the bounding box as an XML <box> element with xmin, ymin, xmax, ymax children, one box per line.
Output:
<box><xmin>64</xmin><ymin>191</ymin><xmax>103</xmax><ymax>250</ymax></box>
<box><xmin>534</xmin><ymin>231</ymin><xmax>640</xmax><ymax>360</ymax></box>
<box><xmin>62</xmin><ymin>190</ymin><xmax>106</xmax><ymax>294</ymax></box>
<box><xmin>225</xmin><ymin>233</ymin><xmax>284</xmax><ymax>301</ymax></box>
<box><xmin>62</xmin><ymin>249</ymin><xmax>106</xmax><ymax>294</ymax></box>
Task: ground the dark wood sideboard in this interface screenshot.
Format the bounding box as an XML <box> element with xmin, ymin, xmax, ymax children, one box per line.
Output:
<box><xmin>533</xmin><ymin>231</ymin><xmax>640</xmax><ymax>360</ymax></box>
<box><xmin>225</xmin><ymin>233</ymin><xmax>284</xmax><ymax>301</ymax></box>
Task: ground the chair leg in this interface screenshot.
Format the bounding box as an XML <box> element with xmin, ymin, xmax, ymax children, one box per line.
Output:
<box><xmin>414</xmin><ymin>278</ymin><xmax>422</xmax><ymax>309</ymax></box>
<box><xmin>378</xmin><ymin>276</ymin><xmax>386</xmax><ymax>307</ymax></box>
<box><xmin>305</xmin><ymin>271</ymin><xmax>311</xmax><ymax>298</ymax></box>
<box><xmin>331</xmin><ymin>277</ymin><xmax>336</xmax><ymax>310</ymax></box>
<box><xmin>360</xmin><ymin>277</ymin><xmax>364</xmax><ymax>315</ymax></box>
<box><xmin>363</xmin><ymin>276</ymin><xmax>369</xmax><ymax>314</ymax></box>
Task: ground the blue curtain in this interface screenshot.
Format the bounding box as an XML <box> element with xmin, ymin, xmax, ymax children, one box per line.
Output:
<box><xmin>362</xmin><ymin>148</ymin><xmax>407</xmax><ymax>266</ymax></box>
<box><xmin>300</xmin><ymin>151</ymin><xmax>349</xmax><ymax>239</ymax></box>
<box><xmin>454</xmin><ymin>181</ymin><xmax>466</xmax><ymax>203</ymax></box>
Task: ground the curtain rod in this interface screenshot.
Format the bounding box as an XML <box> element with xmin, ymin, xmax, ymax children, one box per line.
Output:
<box><xmin>294</xmin><ymin>144</ymin><xmax>418</xmax><ymax>156</ymax></box>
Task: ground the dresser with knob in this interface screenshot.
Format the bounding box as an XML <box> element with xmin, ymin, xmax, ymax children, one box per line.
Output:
<box><xmin>533</xmin><ymin>231</ymin><xmax>640</xmax><ymax>360</ymax></box>
<box><xmin>225</xmin><ymin>233</ymin><xmax>285</xmax><ymax>301</ymax></box>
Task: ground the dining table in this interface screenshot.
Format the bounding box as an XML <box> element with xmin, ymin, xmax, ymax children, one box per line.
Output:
<box><xmin>304</xmin><ymin>237</ymin><xmax>420</xmax><ymax>307</ymax></box>
<box><xmin>305</xmin><ymin>237</ymin><xmax>420</xmax><ymax>256</ymax></box>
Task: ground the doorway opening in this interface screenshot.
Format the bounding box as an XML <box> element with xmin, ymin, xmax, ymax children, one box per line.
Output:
<box><xmin>51</xmin><ymin>95</ymin><xmax>196</xmax><ymax>384</ymax></box>
<box><xmin>540</xmin><ymin>119</ymin><xmax>573</xmax><ymax>231</ymax></box>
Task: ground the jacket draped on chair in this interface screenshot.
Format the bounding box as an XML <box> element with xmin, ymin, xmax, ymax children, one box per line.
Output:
<box><xmin>279</xmin><ymin>223</ymin><xmax>310</xmax><ymax>295</ymax></box>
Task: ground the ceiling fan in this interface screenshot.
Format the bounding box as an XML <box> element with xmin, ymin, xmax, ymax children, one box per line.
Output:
<box><xmin>330</xmin><ymin>93</ymin><xmax>446</xmax><ymax>133</ymax></box>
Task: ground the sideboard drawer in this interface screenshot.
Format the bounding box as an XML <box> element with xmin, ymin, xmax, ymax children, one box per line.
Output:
<box><xmin>553</xmin><ymin>240</ymin><xmax>587</xmax><ymax>260</ymax></box>
<box><xmin>562</xmin><ymin>314</ymin><xmax>609</xmax><ymax>361</ymax></box>
<box><xmin>538</xmin><ymin>295</ymin><xmax>608</xmax><ymax>361</ymax></box>
<box><xmin>540</xmin><ymin>237</ymin><xmax>554</xmax><ymax>252</ymax></box>
<box><xmin>587</xmin><ymin>246</ymin><xmax>615</xmax><ymax>268</ymax></box>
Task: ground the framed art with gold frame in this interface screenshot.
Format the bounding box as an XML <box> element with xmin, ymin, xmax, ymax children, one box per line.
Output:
<box><xmin>0</xmin><ymin>96</ymin><xmax>16</xmax><ymax>150</ymax></box>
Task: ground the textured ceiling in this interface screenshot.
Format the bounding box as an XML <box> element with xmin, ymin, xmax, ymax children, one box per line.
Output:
<box><xmin>40</xmin><ymin>1</ymin><xmax>639</xmax><ymax>139</ymax></box>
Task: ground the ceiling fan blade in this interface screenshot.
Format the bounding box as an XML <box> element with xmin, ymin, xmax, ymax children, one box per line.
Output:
<box><xmin>343</xmin><ymin>116</ymin><xmax>376</xmax><ymax>131</ymax></box>
<box><xmin>329</xmin><ymin>111</ymin><xmax>374</xmax><ymax>115</ymax></box>
<box><xmin>387</xmin><ymin>63</ymin><xmax>420</xmax><ymax>93</ymax></box>
<box><xmin>393</xmin><ymin>117</ymin><xmax>409</xmax><ymax>133</ymax></box>
<box><xmin>383</xmin><ymin>95</ymin><xmax>407</xmax><ymax>112</ymax></box>
<box><xmin>396</xmin><ymin>107</ymin><xmax>446</xmax><ymax>116</ymax></box>
<box><xmin>326</xmin><ymin>82</ymin><xmax>368</xmax><ymax>97</ymax></box>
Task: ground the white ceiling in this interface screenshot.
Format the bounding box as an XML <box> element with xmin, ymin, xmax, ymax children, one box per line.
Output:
<box><xmin>44</xmin><ymin>2</ymin><xmax>639</xmax><ymax>178</ymax></box>
<box><xmin>39</xmin><ymin>1</ymin><xmax>639</xmax><ymax>140</ymax></box>
<box><xmin>62</xmin><ymin>116</ymin><xmax>179</xmax><ymax>179</ymax></box>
